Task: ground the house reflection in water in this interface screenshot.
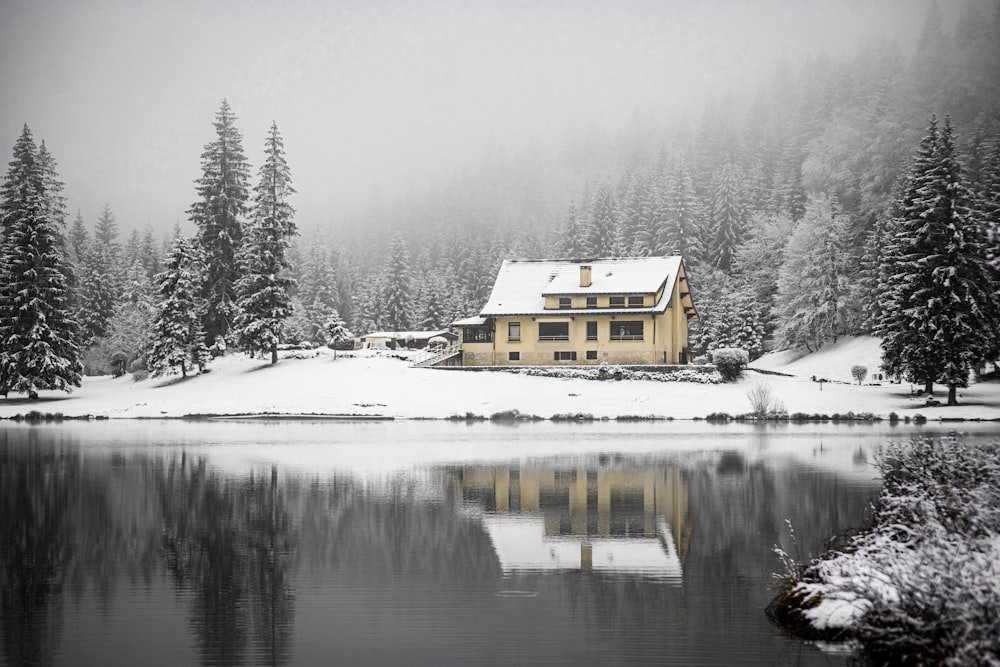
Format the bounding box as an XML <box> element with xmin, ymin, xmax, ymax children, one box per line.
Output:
<box><xmin>457</xmin><ymin>464</ymin><xmax>691</xmax><ymax>581</ymax></box>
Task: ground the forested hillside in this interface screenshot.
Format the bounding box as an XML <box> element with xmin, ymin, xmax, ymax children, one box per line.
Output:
<box><xmin>296</xmin><ymin>2</ymin><xmax>999</xmax><ymax>357</ymax></box>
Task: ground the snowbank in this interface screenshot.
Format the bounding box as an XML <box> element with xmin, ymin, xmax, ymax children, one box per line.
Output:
<box><xmin>1</xmin><ymin>340</ymin><xmax>998</xmax><ymax>420</ymax></box>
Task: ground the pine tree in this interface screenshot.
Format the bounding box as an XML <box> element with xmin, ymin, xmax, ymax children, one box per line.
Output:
<box><xmin>659</xmin><ymin>160</ymin><xmax>706</xmax><ymax>263</ymax></box>
<box><xmin>189</xmin><ymin>100</ymin><xmax>251</xmax><ymax>347</ymax></box>
<box><xmin>709</xmin><ymin>160</ymin><xmax>746</xmax><ymax>272</ymax></box>
<box><xmin>775</xmin><ymin>194</ymin><xmax>856</xmax><ymax>351</ymax></box>
<box><xmin>148</xmin><ymin>237</ymin><xmax>209</xmax><ymax>378</ymax></box>
<box><xmin>235</xmin><ymin>122</ymin><xmax>297</xmax><ymax>364</ymax></box>
<box><xmin>0</xmin><ymin>125</ymin><xmax>82</xmax><ymax>398</ymax></box>
<box><xmin>382</xmin><ymin>235</ymin><xmax>412</xmax><ymax>331</ymax></box>
<box><xmin>323</xmin><ymin>309</ymin><xmax>353</xmax><ymax>358</ymax></box>
<box><xmin>67</xmin><ymin>210</ymin><xmax>89</xmax><ymax>266</ymax></box>
<box><xmin>583</xmin><ymin>182</ymin><xmax>618</xmax><ymax>257</ymax></box>
<box><xmin>876</xmin><ymin>116</ymin><xmax>1000</xmax><ymax>403</ymax></box>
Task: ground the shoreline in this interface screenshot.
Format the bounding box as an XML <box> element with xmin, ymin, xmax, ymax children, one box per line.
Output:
<box><xmin>2</xmin><ymin>343</ymin><xmax>998</xmax><ymax>423</ymax></box>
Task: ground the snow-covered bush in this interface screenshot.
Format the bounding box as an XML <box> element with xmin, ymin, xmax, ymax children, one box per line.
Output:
<box><xmin>711</xmin><ymin>348</ymin><xmax>749</xmax><ymax>381</ymax></box>
<box><xmin>771</xmin><ymin>436</ymin><xmax>1000</xmax><ymax>665</ymax></box>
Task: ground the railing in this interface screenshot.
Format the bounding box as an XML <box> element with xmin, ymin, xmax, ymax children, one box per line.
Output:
<box><xmin>538</xmin><ymin>335</ymin><xmax>570</xmax><ymax>341</ymax></box>
<box><xmin>610</xmin><ymin>334</ymin><xmax>644</xmax><ymax>341</ymax></box>
<box><xmin>411</xmin><ymin>342</ymin><xmax>461</xmax><ymax>367</ymax></box>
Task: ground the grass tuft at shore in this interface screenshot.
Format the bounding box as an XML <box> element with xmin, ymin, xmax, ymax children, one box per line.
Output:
<box><xmin>769</xmin><ymin>436</ymin><xmax>1000</xmax><ymax>665</ymax></box>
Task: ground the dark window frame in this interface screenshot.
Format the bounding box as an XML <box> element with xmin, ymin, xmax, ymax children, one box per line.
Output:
<box><xmin>508</xmin><ymin>321</ymin><xmax>521</xmax><ymax>342</ymax></box>
<box><xmin>553</xmin><ymin>351</ymin><xmax>577</xmax><ymax>361</ymax></box>
<box><xmin>586</xmin><ymin>350</ymin><xmax>598</xmax><ymax>360</ymax></box>
<box><xmin>609</xmin><ymin>296</ymin><xmax>626</xmax><ymax>308</ymax></box>
<box><xmin>558</xmin><ymin>297</ymin><xmax>572</xmax><ymax>309</ymax></box>
<box><xmin>610</xmin><ymin>320</ymin><xmax>644</xmax><ymax>341</ymax></box>
<box><xmin>538</xmin><ymin>321</ymin><xmax>569</xmax><ymax>341</ymax></box>
<box><xmin>586</xmin><ymin>321</ymin><xmax>598</xmax><ymax>341</ymax></box>
<box><xmin>509</xmin><ymin>351</ymin><xmax>520</xmax><ymax>361</ymax></box>
<box><xmin>628</xmin><ymin>295</ymin><xmax>645</xmax><ymax>308</ymax></box>
<box><xmin>586</xmin><ymin>296</ymin><xmax>598</xmax><ymax>309</ymax></box>
<box><xmin>463</xmin><ymin>326</ymin><xmax>493</xmax><ymax>343</ymax></box>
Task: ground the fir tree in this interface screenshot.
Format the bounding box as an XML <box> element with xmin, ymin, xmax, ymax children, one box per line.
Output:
<box><xmin>148</xmin><ymin>237</ymin><xmax>209</xmax><ymax>378</ymax></box>
<box><xmin>583</xmin><ymin>182</ymin><xmax>618</xmax><ymax>257</ymax></box>
<box><xmin>382</xmin><ymin>235</ymin><xmax>412</xmax><ymax>331</ymax></box>
<box><xmin>235</xmin><ymin>122</ymin><xmax>296</xmax><ymax>364</ymax></box>
<box><xmin>775</xmin><ymin>194</ymin><xmax>856</xmax><ymax>351</ymax></box>
<box><xmin>876</xmin><ymin>116</ymin><xmax>1000</xmax><ymax>403</ymax></box>
<box><xmin>323</xmin><ymin>309</ymin><xmax>353</xmax><ymax>357</ymax></box>
<box><xmin>189</xmin><ymin>99</ymin><xmax>251</xmax><ymax>346</ymax></box>
<box><xmin>0</xmin><ymin>125</ymin><xmax>82</xmax><ymax>398</ymax></box>
<box><xmin>659</xmin><ymin>160</ymin><xmax>706</xmax><ymax>263</ymax></box>
<box><xmin>708</xmin><ymin>160</ymin><xmax>746</xmax><ymax>272</ymax></box>
<box><xmin>67</xmin><ymin>210</ymin><xmax>89</xmax><ymax>266</ymax></box>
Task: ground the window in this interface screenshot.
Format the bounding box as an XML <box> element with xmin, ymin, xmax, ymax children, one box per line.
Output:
<box><xmin>558</xmin><ymin>297</ymin><xmax>572</xmax><ymax>309</ymax></box>
<box><xmin>508</xmin><ymin>321</ymin><xmax>520</xmax><ymax>342</ymax></box>
<box><xmin>509</xmin><ymin>351</ymin><xmax>520</xmax><ymax>361</ymax></box>
<box><xmin>586</xmin><ymin>350</ymin><xmax>597</xmax><ymax>360</ymax></box>
<box><xmin>586</xmin><ymin>321</ymin><xmax>597</xmax><ymax>341</ymax></box>
<box><xmin>610</xmin><ymin>321</ymin><xmax>644</xmax><ymax>341</ymax></box>
<box><xmin>586</xmin><ymin>296</ymin><xmax>598</xmax><ymax>308</ymax></box>
<box><xmin>463</xmin><ymin>326</ymin><xmax>492</xmax><ymax>343</ymax></box>
<box><xmin>609</xmin><ymin>296</ymin><xmax>626</xmax><ymax>308</ymax></box>
<box><xmin>628</xmin><ymin>295</ymin><xmax>644</xmax><ymax>308</ymax></box>
<box><xmin>553</xmin><ymin>351</ymin><xmax>577</xmax><ymax>361</ymax></box>
<box><xmin>538</xmin><ymin>322</ymin><xmax>569</xmax><ymax>341</ymax></box>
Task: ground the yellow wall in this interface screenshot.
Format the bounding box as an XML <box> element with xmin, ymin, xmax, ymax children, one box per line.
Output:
<box><xmin>464</xmin><ymin>280</ymin><xmax>689</xmax><ymax>366</ymax></box>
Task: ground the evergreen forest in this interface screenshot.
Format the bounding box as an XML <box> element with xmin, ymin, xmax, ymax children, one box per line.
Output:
<box><xmin>1</xmin><ymin>2</ymin><xmax>999</xmax><ymax>401</ymax></box>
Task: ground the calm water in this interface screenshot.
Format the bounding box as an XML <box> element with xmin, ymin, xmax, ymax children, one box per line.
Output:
<box><xmin>2</xmin><ymin>420</ymin><xmax>997</xmax><ymax>666</ymax></box>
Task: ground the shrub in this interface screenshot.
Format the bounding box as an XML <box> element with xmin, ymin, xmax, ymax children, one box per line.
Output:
<box><xmin>746</xmin><ymin>381</ymin><xmax>785</xmax><ymax>419</ymax></box>
<box><xmin>712</xmin><ymin>348</ymin><xmax>749</xmax><ymax>381</ymax></box>
<box><xmin>851</xmin><ymin>365</ymin><xmax>868</xmax><ymax>385</ymax></box>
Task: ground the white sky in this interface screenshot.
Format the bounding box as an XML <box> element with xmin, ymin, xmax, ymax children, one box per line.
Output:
<box><xmin>0</xmin><ymin>0</ymin><xmax>932</xmax><ymax>236</ymax></box>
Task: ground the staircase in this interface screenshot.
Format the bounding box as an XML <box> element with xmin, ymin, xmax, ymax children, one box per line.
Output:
<box><xmin>411</xmin><ymin>342</ymin><xmax>462</xmax><ymax>368</ymax></box>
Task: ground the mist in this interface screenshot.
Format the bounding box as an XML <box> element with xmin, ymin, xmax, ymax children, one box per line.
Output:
<box><xmin>0</xmin><ymin>0</ymin><xmax>936</xmax><ymax>235</ymax></box>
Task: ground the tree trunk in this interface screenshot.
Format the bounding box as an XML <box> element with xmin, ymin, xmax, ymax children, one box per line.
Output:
<box><xmin>271</xmin><ymin>345</ymin><xmax>278</xmax><ymax>365</ymax></box>
<box><xmin>948</xmin><ymin>385</ymin><xmax>958</xmax><ymax>406</ymax></box>
<box><xmin>924</xmin><ymin>380</ymin><xmax>933</xmax><ymax>395</ymax></box>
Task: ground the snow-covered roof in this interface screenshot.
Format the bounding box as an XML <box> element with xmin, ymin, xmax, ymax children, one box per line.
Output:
<box><xmin>478</xmin><ymin>257</ymin><xmax>687</xmax><ymax>317</ymax></box>
<box><xmin>363</xmin><ymin>330</ymin><xmax>452</xmax><ymax>341</ymax></box>
<box><xmin>452</xmin><ymin>316</ymin><xmax>488</xmax><ymax>327</ymax></box>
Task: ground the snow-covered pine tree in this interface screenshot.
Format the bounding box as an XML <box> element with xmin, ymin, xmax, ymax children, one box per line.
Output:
<box><xmin>188</xmin><ymin>100</ymin><xmax>251</xmax><ymax>347</ymax></box>
<box><xmin>876</xmin><ymin>116</ymin><xmax>1000</xmax><ymax>403</ymax></box>
<box><xmin>106</xmin><ymin>258</ymin><xmax>156</xmax><ymax>369</ymax></box>
<box><xmin>659</xmin><ymin>160</ymin><xmax>706</xmax><ymax>264</ymax></box>
<box><xmin>0</xmin><ymin>125</ymin><xmax>82</xmax><ymax>398</ymax></box>
<box><xmin>708</xmin><ymin>160</ymin><xmax>747</xmax><ymax>272</ymax></box>
<box><xmin>235</xmin><ymin>122</ymin><xmax>297</xmax><ymax>364</ymax></box>
<box><xmin>583</xmin><ymin>182</ymin><xmax>618</xmax><ymax>257</ymax></box>
<box><xmin>560</xmin><ymin>201</ymin><xmax>587</xmax><ymax>258</ymax></box>
<box><xmin>323</xmin><ymin>309</ymin><xmax>353</xmax><ymax>357</ymax></box>
<box><xmin>67</xmin><ymin>210</ymin><xmax>89</xmax><ymax>267</ymax></box>
<box><xmin>148</xmin><ymin>237</ymin><xmax>209</xmax><ymax>378</ymax></box>
<box><xmin>774</xmin><ymin>194</ymin><xmax>856</xmax><ymax>351</ymax></box>
<box><xmin>382</xmin><ymin>235</ymin><xmax>412</xmax><ymax>332</ymax></box>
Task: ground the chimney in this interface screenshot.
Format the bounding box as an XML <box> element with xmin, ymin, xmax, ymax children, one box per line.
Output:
<box><xmin>580</xmin><ymin>265</ymin><xmax>592</xmax><ymax>287</ymax></box>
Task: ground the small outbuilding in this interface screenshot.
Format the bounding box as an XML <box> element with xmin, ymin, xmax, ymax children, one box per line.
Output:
<box><xmin>361</xmin><ymin>330</ymin><xmax>458</xmax><ymax>350</ymax></box>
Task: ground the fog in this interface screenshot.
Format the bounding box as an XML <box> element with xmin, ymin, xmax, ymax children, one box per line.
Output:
<box><xmin>1</xmin><ymin>0</ymin><xmax>934</xmax><ymax>235</ymax></box>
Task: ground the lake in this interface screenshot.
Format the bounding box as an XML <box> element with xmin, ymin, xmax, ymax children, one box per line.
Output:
<box><xmin>2</xmin><ymin>420</ymin><xmax>997</xmax><ymax>666</ymax></box>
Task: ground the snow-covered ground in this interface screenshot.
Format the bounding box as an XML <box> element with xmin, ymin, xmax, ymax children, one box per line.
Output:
<box><xmin>1</xmin><ymin>337</ymin><xmax>998</xmax><ymax>420</ymax></box>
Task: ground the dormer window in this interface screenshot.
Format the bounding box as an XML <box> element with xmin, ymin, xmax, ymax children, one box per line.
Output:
<box><xmin>628</xmin><ymin>295</ymin><xmax>644</xmax><ymax>308</ymax></box>
<box><xmin>586</xmin><ymin>297</ymin><xmax>597</xmax><ymax>308</ymax></box>
<box><xmin>609</xmin><ymin>296</ymin><xmax>625</xmax><ymax>308</ymax></box>
<box><xmin>558</xmin><ymin>297</ymin><xmax>572</xmax><ymax>309</ymax></box>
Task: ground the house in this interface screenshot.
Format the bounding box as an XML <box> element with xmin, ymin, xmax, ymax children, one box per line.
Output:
<box><xmin>453</xmin><ymin>256</ymin><xmax>697</xmax><ymax>366</ymax></box>
<box><xmin>361</xmin><ymin>330</ymin><xmax>458</xmax><ymax>350</ymax></box>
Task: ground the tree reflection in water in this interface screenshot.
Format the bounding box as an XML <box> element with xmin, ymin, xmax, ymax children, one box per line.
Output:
<box><xmin>159</xmin><ymin>455</ymin><xmax>295</xmax><ymax>666</ymax></box>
